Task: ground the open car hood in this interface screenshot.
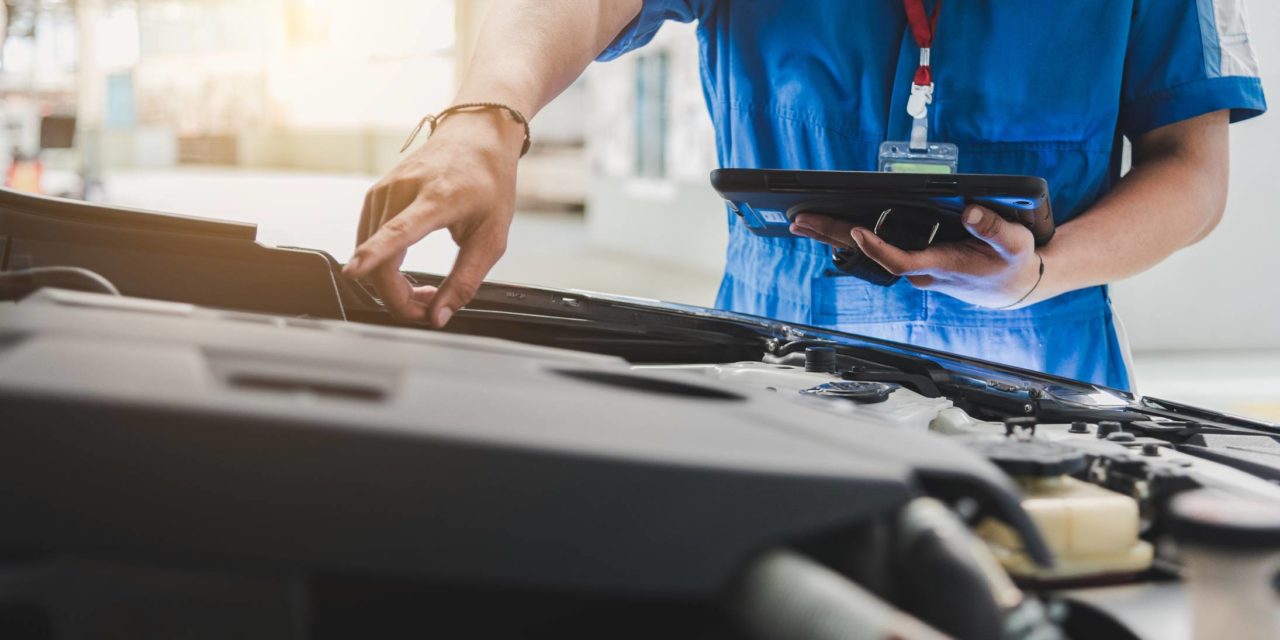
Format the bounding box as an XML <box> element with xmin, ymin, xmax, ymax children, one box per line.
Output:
<box><xmin>3</xmin><ymin>187</ymin><xmax>1279</xmax><ymax>640</ymax></box>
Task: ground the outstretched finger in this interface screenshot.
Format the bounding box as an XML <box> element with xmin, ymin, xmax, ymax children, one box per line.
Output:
<box><xmin>791</xmin><ymin>213</ymin><xmax>859</xmax><ymax>249</ymax></box>
<box><xmin>425</xmin><ymin>225</ymin><xmax>508</xmax><ymax>327</ymax></box>
<box><xmin>345</xmin><ymin>200</ymin><xmax>444</xmax><ymax>279</ymax></box>
<box><xmin>850</xmin><ymin>228</ymin><xmax>939</xmax><ymax>276</ymax></box>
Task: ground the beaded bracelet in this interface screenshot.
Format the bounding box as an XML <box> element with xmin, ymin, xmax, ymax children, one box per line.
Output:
<box><xmin>400</xmin><ymin>102</ymin><xmax>532</xmax><ymax>156</ymax></box>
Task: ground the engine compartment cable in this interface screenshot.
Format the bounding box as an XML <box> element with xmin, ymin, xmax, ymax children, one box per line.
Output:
<box><xmin>0</xmin><ymin>267</ymin><xmax>122</xmax><ymax>301</ymax></box>
<box><xmin>726</xmin><ymin>548</ymin><xmax>948</xmax><ymax>640</ymax></box>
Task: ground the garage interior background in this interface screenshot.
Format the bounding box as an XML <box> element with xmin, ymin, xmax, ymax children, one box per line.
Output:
<box><xmin>4</xmin><ymin>0</ymin><xmax>1276</xmax><ymax>419</ymax></box>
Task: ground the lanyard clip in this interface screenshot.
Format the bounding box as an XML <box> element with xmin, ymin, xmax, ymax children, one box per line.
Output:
<box><xmin>907</xmin><ymin>83</ymin><xmax>933</xmax><ymax>150</ymax></box>
<box><xmin>906</xmin><ymin>82</ymin><xmax>933</xmax><ymax>120</ymax></box>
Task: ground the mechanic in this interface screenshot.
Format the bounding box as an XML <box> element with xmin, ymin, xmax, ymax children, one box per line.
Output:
<box><xmin>344</xmin><ymin>1</ymin><xmax>1266</xmax><ymax>390</ymax></box>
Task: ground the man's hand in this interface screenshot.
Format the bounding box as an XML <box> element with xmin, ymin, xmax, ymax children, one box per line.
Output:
<box><xmin>343</xmin><ymin>110</ymin><xmax>523</xmax><ymax>326</ymax></box>
<box><xmin>791</xmin><ymin>206</ymin><xmax>1043</xmax><ymax>309</ymax></box>
<box><xmin>339</xmin><ymin>0</ymin><xmax>642</xmax><ymax>327</ymax></box>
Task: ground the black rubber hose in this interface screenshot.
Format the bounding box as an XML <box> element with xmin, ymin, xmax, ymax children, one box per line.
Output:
<box><xmin>0</xmin><ymin>267</ymin><xmax>121</xmax><ymax>301</ymax></box>
<box><xmin>893</xmin><ymin>499</ymin><xmax>1064</xmax><ymax>640</ymax></box>
<box><xmin>726</xmin><ymin>548</ymin><xmax>947</xmax><ymax>640</ymax></box>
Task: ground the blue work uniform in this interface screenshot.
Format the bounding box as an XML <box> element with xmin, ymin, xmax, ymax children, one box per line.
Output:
<box><xmin>598</xmin><ymin>0</ymin><xmax>1266</xmax><ymax>390</ymax></box>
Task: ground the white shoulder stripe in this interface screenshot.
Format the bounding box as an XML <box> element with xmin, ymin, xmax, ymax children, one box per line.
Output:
<box><xmin>1212</xmin><ymin>0</ymin><xmax>1261</xmax><ymax>78</ymax></box>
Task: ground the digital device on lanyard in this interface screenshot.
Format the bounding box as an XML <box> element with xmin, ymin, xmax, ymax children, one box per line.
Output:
<box><xmin>879</xmin><ymin>0</ymin><xmax>959</xmax><ymax>174</ymax></box>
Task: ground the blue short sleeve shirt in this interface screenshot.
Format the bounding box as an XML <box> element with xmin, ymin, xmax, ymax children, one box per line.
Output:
<box><xmin>599</xmin><ymin>0</ymin><xmax>1266</xmax><ymax>390</ymax></box>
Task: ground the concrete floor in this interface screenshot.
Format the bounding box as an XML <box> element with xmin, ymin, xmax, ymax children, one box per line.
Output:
<box><xmin>102</xmin><ymin>168</ymin><xmax>1279</xmax><ymax>424</ymax></box>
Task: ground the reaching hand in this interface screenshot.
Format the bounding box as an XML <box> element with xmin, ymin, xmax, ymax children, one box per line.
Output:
<box><xmin>343</xmin><ymin>110</ymin><xmax>525</xmax><ymax>327</ymax></box>
<box><xmin>791</xmin><ymin>205</ymin><xmax>1044</xmax><ymax>309</ymax></box>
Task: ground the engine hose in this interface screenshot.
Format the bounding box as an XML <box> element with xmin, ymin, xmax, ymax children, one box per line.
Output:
<box><xmin>894</xmin><ymin>498</ymin><xmax>1064</xmax><ymax>640</ymax></box>
<box><xmin>726</xmin><ymin>548</ymin><xmax>948</xmax><ymax>640</ymax></box>
<box><xmin>0</xmin><ymin>267</ymin><xmax>121</xmax><ymax>301</ymax></box>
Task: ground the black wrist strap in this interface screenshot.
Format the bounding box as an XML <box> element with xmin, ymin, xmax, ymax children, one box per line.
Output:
<box><xmin>831</xmin><ymin>246</ymin><xmax>902</xmax><ymax>286</ymax></box>
<box><xmin>831</xmin><ymin>207</ymin><xmax>941</xmax><ymax>286</ymax></box>
<box><xmin>401</xmin><ymin>102</ymin><xmax>532</xmax><ymax>156</ymax></box>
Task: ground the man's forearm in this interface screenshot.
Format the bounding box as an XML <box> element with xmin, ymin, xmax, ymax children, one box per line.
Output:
<box><xmin>455</xmin><ymin>0</ymin><xmax>642</xmax><ymax>117</ymax></box>
<box><xmin>1035</xmin><ymin>110</ymin><xmax>1230</xmax><ymax>301</ymax></box>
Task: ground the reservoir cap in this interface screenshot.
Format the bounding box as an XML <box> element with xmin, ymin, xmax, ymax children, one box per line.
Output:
<box><xmin>804</xmin><ymin>347</ymin><xmax>837</xmax><ymax>373</ymax></box>
<box><xmin>800</xmin><ymin>381</ymin><xmax>897</xmax><ymax>404</ymax></box>
<box><xmin>964</xmin><ymin>436</ymin><xmax>1088</xmax><ymax>478</ymax></box>
<box><xmin>1169</xmin><ymin>489</ymin><xmax>1280</xmax><ymax>551</ymax></box>
<box><xmin>1097</xmin><ymin>421</ymin><xmax>1123</xmax><ymax>439</ymax></box>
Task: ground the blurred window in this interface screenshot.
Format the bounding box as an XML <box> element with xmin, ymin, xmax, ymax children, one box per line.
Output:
<box><xmin>1</xmin><ymin>0</ymin><xmax>77</xmax><ymax>75</ymax></box>
<box><xmin>634</xmin><ymin>51</ymin><xmax>668</xmax><ymax>180</ymax></box>
<box><xmin>104</xmin><ymin>72</ymin><xmax>136</xmax><ymax>128</ymax></box>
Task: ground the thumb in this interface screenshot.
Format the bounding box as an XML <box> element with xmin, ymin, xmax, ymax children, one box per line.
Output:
<box><xmin>962</xmin><ymin>205</ymin><xmax>1029</xmax><ymax>257</ymax></box>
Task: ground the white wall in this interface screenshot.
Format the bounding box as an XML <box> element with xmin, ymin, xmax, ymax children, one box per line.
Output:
<box><xmin>1112</xmin><ymin>0</ymin><xmax>1280</xmax><ymax>352</ymax></box>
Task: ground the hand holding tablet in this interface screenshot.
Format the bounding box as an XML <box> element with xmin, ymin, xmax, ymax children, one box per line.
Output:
<box><xmin>711</xmin><ymin>169</ymin><xmax>1055</xmax><ymax>286</ymax></box>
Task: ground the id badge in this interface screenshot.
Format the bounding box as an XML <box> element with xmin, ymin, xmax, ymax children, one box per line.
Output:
<box><xmin>878</xmin><ymin>141</ymin><xmax>959</xmax><ymax>174</ymax></box>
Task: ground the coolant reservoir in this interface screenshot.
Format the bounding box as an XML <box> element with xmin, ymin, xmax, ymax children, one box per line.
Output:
<box><xmin>967</xmin><ymin>432</ymin><xmax>1153</xmax><ymax>582</ymax></box>
<box><xmin>978</xmin><ymin>475</ymin><xmax>1154</xmax><ymax>581</ymax></box>
<box><xmin>1168</xmin><ymin>489</ymin><xmax>1280</xmax><ymax>640</ymax></box>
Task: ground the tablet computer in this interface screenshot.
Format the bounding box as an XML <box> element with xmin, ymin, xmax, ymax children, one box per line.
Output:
<box><xmin>710</xmin><ymin>169</ymin><xmax>1055</xmax><ymax>247</ymax></box>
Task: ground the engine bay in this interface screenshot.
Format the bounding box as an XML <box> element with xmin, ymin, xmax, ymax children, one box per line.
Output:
<box><xmin>642</xmin><ymin>357</ymin><xmax>1280</xmax><ymax>583</ymax></box>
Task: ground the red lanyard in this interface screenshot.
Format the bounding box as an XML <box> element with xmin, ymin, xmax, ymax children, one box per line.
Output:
<box><xmin>902</xmin><ymin>0</ymin><xmax>940</xmax><ymax>88</ymax></box>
